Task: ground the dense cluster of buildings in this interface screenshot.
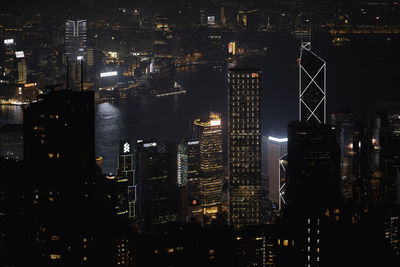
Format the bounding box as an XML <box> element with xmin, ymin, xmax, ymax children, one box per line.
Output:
<box><xmin>1</xmin><ymin>40</ymin><xmax>400</xmax><ymax>266</ymax></box>
<box><xmin>1</xmin><ymin>0</ymin><xmax>400</xmax><ymax>103</ymax></box>
<box><xmin>1</xmin><ymin>0</ymin><xmax>400</xmax><ymax>266</ymax></box>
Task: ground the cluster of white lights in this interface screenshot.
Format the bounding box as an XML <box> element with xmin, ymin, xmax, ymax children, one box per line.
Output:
<box><xmin>123</xmin><ymin>142</ymin><xmax>130</xmax><ymax>153</ymax></box>
<box><xmin>143</xmin><ymin>142</ymin><xmax>157</xmax><ymax>148</ymax></box>
<box><xmin>268</xmin><ymin>136</ymin><xmax>288</xmax><ymax>143</ymax></box>
<box><xmin>100</xmin><ymin>71</ymin><xmax>118</xmax><ymax>77</ymax></box>
<box><xmin>188</xmin><ymin>141</ymin><xmax>199</xmax><ymax>145</ymax></box>
<box><xmin>210</xmin><ymin>119</ymin><xmax>221</xmax><ymax>126</ymax></box>
<box><xmin>15</xmin><ymin>51</ymin><xmax>24</xmax><ymax>58</ymax></box>
<box><xmin>4</xmin><ymin>39</ymin><xmax>14</xmax><ymax>44</ymax></box>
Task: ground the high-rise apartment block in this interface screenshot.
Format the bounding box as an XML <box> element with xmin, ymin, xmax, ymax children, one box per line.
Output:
<box><xmin>228</xmin><ymin>68</ymin><xmax>262</xmax><ymax>228</ymax></box>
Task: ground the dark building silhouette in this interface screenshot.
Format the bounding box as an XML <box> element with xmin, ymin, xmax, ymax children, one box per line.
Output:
<box><xmin>331</xmin><ymin>112</ymin><xmax>355</xmax><ymax>201</ymax></box>
<box><xmin>284</xmin><ymin>121</ymin><xmax>343</xmax><ymax>266</ymax></box>
<box><xmin>135</xmin><ymin>140</ymin><xmax>179</xmax><ymax>233</ymax></box>
<box><xmin>22</xmin><ymin>89</ymin><xmax>104</xmax><ymax>265</ymax></box>
<box><xmin>228</xmin><ymin>68</ymin><xmax>262</xmax><ymax>228</ymax></box>
<box><xmin>133</xmin><ymin>223</ymin><xmax>238</xmax><ymax>267</ymax></box>
<box><xmin>286</xmin><ymin>121</ymin><xmax>341</xmax><ymax>208</ymax></box>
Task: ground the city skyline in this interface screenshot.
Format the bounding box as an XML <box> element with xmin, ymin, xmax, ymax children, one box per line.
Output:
<box><xmin>1</xmin><ymin>0</ymin><xmax>400</xmax><ymax>266</ymax></box>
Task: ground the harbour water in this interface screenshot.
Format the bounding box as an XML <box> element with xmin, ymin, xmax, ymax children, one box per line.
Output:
<box><xmin>1</xmin><ymin>32</ymin><xmax>400</xmax><ymax>173</ymax></box>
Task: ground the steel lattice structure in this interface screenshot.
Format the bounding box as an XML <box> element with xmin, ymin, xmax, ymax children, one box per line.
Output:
<box><xmin>299</xmin><ymin>42</ymin><xmax>326</xmax><ymax>124</ymax></box>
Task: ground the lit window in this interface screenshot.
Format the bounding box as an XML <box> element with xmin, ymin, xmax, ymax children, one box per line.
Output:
<box><xmin>50</xmin><ymin>254</ymin><xmax>61</xmax><ymax>260</ymax></box>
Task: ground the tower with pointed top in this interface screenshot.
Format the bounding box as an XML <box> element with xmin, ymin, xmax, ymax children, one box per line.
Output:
<box><xmin>299</xmin><ymin>42</ymin><xmax>326</xmax><ymax>124</ymax></box>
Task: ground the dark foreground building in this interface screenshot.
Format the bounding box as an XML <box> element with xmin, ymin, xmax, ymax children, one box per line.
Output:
<box><xmin>0</xmin><ymin>89</ymin><xmax>117</xmax><ymax>265</ymax></box>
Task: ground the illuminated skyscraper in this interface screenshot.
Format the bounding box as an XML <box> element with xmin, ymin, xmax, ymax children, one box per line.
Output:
<box><xmin>186</xmin><ymin>138</ymin><xmax>200</xmax><ymax>203</ymax></box>
<box><xmin>268</xmin><ymin>136</ymin><xmax>288</xmax><ymax>211</ymax></box>
<box><xmin>299</xmin><ymin>42</ymin><xmax>326</xmax><ymax>124</ymax></box>
<box><xmin>116</xmin><ymin>139</ymin><xmax>136</xmax><ymax>225</ymax></box>
<box><xmin>228</xmin><ymin>68</ymin><xmax>262</xmax><ymax>228</ymax></box>
<box><xmin>192</xmin><ymin>113</ymin><xmax>224</xmax><ymax>221</ymax></box>
<box><xmin>65</xmin><ymin>20</ymin><xmax>87</xmax><ymax>89</ymax></box>
<box><xmin>65</xmin><ymin>20</ymin><xmax>87</xmax><ymax>63</ymax></box>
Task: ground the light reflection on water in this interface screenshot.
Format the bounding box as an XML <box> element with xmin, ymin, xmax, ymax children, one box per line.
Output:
<box><xmin>1</xmin><ymin>33</ymin><xmax>399</xmax><ymax>174</ymax></box>
<box><xmin>0</xmin><ymin>105</ymin><xmax>23</xmax><ymax>125</ymax></box>
<box><xmin>95</xmin><ymin>65</ymin><xmax>228</xmax><ymax>174</ymax></box>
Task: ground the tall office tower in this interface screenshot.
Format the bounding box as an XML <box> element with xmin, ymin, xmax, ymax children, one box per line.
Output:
<box><xmin>0</xmin><ymin>124</ymin><xmax>23</xmax><ymax>160</ymax></box>
<box><xmin>153</xmin><ymin>16</ymin><xmax>172</xmax><ymax>61</ymax></box>
<box><xmin>352</xmin><ymin>120</ymin><xmax>371</xmax><ymax>206</ymax></box>
<box><xmin>1</xmin><ymin>39</ymin><xmax>16</xmax><ymax>86</ymax></box>
<box><xmin>285</xmin><ymin>122</ymin><xmax>341</xmax><ymax>267</ymax></box>
<box><xmin>65</xmin><ymin>20</ymin><xmax>87</xmax><ymax>63</ymax></box>
<box><xmin>65</xmin><ymin>20</ymin><xmax>87</xmax><ymax>89</ymax></box>
<box><xmin>386</xmin><ymin>114</ymin><xmax>400</xmax><ymax>205</ymax></box>
<box><xmin>23</xmin><ymin>90</ymin><xmax>99</xmax><ymax>265</ymax></box>
<box><xmin>135</xmin><ymin>140</ymin><xmax>179</xmax><ymax>233</ymax></box>
<box><xmin>150</xmin><ymin>16</ymin><xmax>174</xmax><ymax>94</ymax></box>
<box><xmin>192</xmin><ymin>113</ymin><xmax>224</xmax><ymax>221</ymax></box>
<box><xmin>268</xmin><ymin>136</ymin><xmax>288</xmax><ymax>211</ymax></box>
<box><xmin>220</xmin><ymin>6</ymin><xmax>226</xmax><ymax>26</ymax></box>
<box><xmin>286</xmin><ymin>121</ymin><xmax>341</xmax><ymax>208</ymax></box>
<box><xmin>183</xmin><ymin>138</ymin><xmax>203</xmax><ymax>222</ymax></box>
<box><xmin>228</xmin><ymin>68</ymin><xmax>262</xmax><ymax>228</ymax></box>
<box><xmin>299</xmin><ymin>42</ymin><xmax>326</xmax><ymax>124</ymax></box>
<box><xmin>331</xmin><ymin>113</ymin><xmax>355</xmax><ymax>201</ymax></box>
<box><xmin>116</xmin><ymin>139</ymin><xmax>136</xmax><ymax>226</ymax></box>
<box><xmin>16</xmin><ymin>56</ymin><xmax>26</xmax><ymax>84</ymax></box>
<box><xmin>368</xmin><ymin>113</ymin><xmax>400</xmax><ymax>206</ymax></box>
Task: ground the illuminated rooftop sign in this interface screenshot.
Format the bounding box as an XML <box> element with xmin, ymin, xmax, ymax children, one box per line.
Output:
<box><xmin>143</xmin><ymin>142</ymin><xmax>157</xmax><ymax>148</ymax></box>
<box><xmin>268</xmin><ymin>136</ymin><xmax>288</xmax><ymax>143</ymax></box>
<box><xmin>4</xmin><ymin>39</ymin><xmax>14</xmax><ymax>44</ymax></box>
<box><xmin>207</xmin><ymin>16</ymin><xmax>215</xmax><ymax>25</ymax></box>
<box><xmin>210</xmin><ymin>119</ymin><xmax>221</xmax><ymax>126</ymax></box>
<box><xmin>15</xmin><ymin>51</ymin><xmax>24</xmax><ymax>58</ymax></box>
<box><xmin>108</xmin><ymin>52</ymin><xmax>118</xmax><ymax>58</ymax></box>
<box><xmin>123</xmin><ymin>142</ymin><xmax>130</xmax><ymax>153</ymax></box>
<box><xmin>100</xmin><ymin>71</ymin><xmax>118</xmax><ymax>77</ymax></box>
<box><xmin>188</xmin><ymin>141</ymin><xmax>199</xmax><ymax>145</ymax></box>
<box><xmin>228</xmin><ymin>41</ymin><xmax>236</xmax><ymax>55</ymax></box>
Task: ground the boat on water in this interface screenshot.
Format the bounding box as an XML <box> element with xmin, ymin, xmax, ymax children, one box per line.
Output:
<box><xmin>155</xmin><ymin>82</ymin><xmax>186</xmax><ymax>97</ymax></box>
